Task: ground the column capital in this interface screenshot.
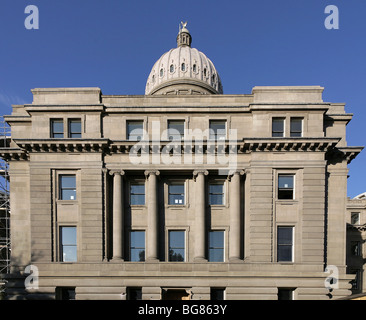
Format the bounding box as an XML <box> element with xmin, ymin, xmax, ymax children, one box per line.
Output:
<box><xmin>109</xmin><ymin>169</ymin><xmax>125</xmax><ymax>176</ymax></box>
<box><xmin>193</xmin><ymin>170</ymin><xmax>209</xmax><ymax>180</ymax></box>
<box><xmin>228</xmin><ymin>169</ymin><xmax>245</xmax><ymax>181</ymax></box>
<box><xmin>144</xmin><ymin>170</ymin><xmax>160</xmax><ymax>178</ymax></box>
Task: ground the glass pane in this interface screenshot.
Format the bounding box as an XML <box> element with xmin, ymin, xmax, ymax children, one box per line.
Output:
<box><xmin>351</xmin><ymin>213</ymin><xmax>360</xmax><ymax>225</ymax></box>
<box><xmin>209</xmin><ymin>248</ymin><xmax>224</xmax><ymax>262</ymax></box>
<box><xmin>169</xmin><ymin>184</ymin><xmax>184</xmax><ymax>194</ymax></box>
<box><xmin>60</xmin><ymin>175</ymin><xmax>76</xmax><ymax>189</ymax></box>
<box><xmin>62</xmin><ymin>246</ymin><xmax>77</xmax><ymax>262</ymax></box>
<box><xmin>278</xmin><ymin>175</ymin><xmax>293</xmax><ymax>189</ymax></box>
<box><xmin>131</xmin><ymin>231</ymin><xmax>145</xmax><ymax>248</ymax></box>
<box><xmin>278</xmin><ymin>227</ymin><xmax>293</xmax><ymax>245</ymax></box>
<box><xmin>277</xmin><ymin>245</ymin><xmax>292</xmax><ymax>262</ymax></box>
<box><xmin>169</xmin><ymin>248</ymin><xmax>184</xmax><ymax>261</ymax></box>
<box><xmin>209</xmin><ymin>184</ymin><xmax>224</xmax><ymax>194</ymax></box>
<box><xmin>169</xmin><ymin>194</ymin><xmax>184</xmax><ymax>205</ymax></box>
<box><xmin>53</xmin><ymin>133</ymin><xmax>64</xmax><ymax>139</ymax></box>
<box><xmin>61</xmin><ymin>227</ymin><xmax>77</xmax><ymax>245</ymax></box>
<box><xmin>61</xmin><ymin>189</ymin><xmax>76</xmax><ymax>200</ymax></box>
<box><xmin>69</xmin><ymin>120</ymin><xmax>81</xmax><ymax>134</ymax></box>
<box><xmin>52</xmin><ymin>120</ymin><xmax>64</xmax><ymax>134</ymax></box>
<box><xmin>168</xmin><ymin>121</ymin><xmax>184</xmax><ymax>140</ymax></box>
<box><xmin>131</xmin><ymin>194</ymin><xmax>145</xmax><ymax>205</ymax></box>
<box><xmin>272</xmin><ymin>118</ymin><xmax>284</xmax><ymax>136</ymax></box>
<box><xmin>209</xmin><ymin>231</ymin><xmax>224</xmax><ymax>248</ymax></box>
<box><xmin>169</xmin><ymin>231</ymin><xmax>184</xmax><ymax>248</ymax></box>
<box><xmin>127</xmin><ymin>121</ymin><xmax>143</xmax><ymax>140</ymax></box>
<box><xmin>131</xmin><ymin>184</ymin><xmax>145</xmax><ymax>194</ymax></box>
<box><xmin>290</xmin><ymin>118</ymin><xmax>302</xmax><ymax>133</ymax></box>
<box><xmin>131</xmin><ymin>249</ymin><xmax>145</xmax><ymax>262</ymax></box>
<box><xmin>210</xmin><ymin>121</ymin><xmax>226</xmax><ymax>139</ymax></box>
<box><xmin>209</xmin><ymin>194</ymin><xmax>223</xmax><ymax>205</ymax></box>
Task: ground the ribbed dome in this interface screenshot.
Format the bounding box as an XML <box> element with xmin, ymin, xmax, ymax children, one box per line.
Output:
<box><xmin>145</xmin><ymin>23</ymin><xmax>223</xmax><ymax>95</ymax></box>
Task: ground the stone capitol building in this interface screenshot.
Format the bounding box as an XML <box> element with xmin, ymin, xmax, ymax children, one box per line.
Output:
<box><xmin>0</xmin><ymin>23</ymin><xmax>364</xmax><ymax>300</ymax></box>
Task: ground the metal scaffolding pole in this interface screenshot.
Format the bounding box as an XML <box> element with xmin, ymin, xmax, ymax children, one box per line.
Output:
<box><xmin>0</xmin><ymin>116</ymin><xmax>10</xmax><ymax>275</ymax></box>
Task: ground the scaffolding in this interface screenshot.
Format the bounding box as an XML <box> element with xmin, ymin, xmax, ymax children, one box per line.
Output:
<box><xmin>0</xmin><ymin>116</ymin><xmax>10</xmax><ymax>275</ymax></box>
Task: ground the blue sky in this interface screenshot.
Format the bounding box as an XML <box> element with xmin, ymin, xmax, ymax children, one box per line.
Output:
<box><xmin>0</xmin><ymin>0</ymin><xmax>365</xmax><ymax>197</ymax></box>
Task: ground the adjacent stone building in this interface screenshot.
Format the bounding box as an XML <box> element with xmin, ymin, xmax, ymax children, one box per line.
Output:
<box><xmin>0</xmin><ymin>24</ymin><xmax>363</xmax><ymax>300</ymax></box>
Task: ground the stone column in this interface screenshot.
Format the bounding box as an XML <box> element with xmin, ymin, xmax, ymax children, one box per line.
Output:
<box><xmin>145</xmin><ymin>170</ymin><xmax>160</xmax><ymax>261</ymax></box>
<box><xmin>193</xmin><ymin>170</ymin><xmax>208</xmax><ymax>261</ymax></box>
<box><xmin>110</xmin><ymin>170</ymin><xmax>125</xmax><ymax>260</ymax></box>
<box><xmin>229</xmin><ymin>170</ymin><xmax>244</xmax><ymax>261</ymax></box>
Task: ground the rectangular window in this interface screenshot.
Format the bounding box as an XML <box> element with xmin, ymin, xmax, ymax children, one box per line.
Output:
<box><xmin>208</xmin><ymin>231</ymin><xmax>224</xmax><ymax>262</ymax></box>
<box><xmin>210</xmin><ymin>288</ymin><xmax>225</xmax><ymax>300</ymax></box>
<box><xmin>127</xmin><ymin>121</ymin><xmax>143</xmax><ymax>141</ymax></box>
<box><xmin>68</xmin><ymin>119</ymin><xmax>82</xmax><ymax>138</ymax></box>
<box><xmin>290</xmin><ymin>117</ymin><xmax>303</xmax><ymax>137</ymax></box>
<box><xmin>127</xmin><ymin>287</ymin><xmax>142</xmax><ymax>300</ymax></box>
<box><xmin>168</xmin><ymin>182</ymin><xmax>185</xmax><ymax>205</ymax></box>
<box><xmin>272</xmin><ymin>117</ymin><xmax>285</xmax><ymax>137</ymax></box>
<box><xmin>60</xmin><ymin>226</ymin><xmax>77</xmax><ymax>262</ymax></box>
<box><xmin>278</xmin><ymin>288</ymin><xmax>295</xmax><ymax>300</ymax></box>
<box><xmin>130</xmin><ymin>231</ymin><xmax>145</xmax><ymax>261</ymax></box>
<box><xmin>130</xmin><ymin>183</ymin><xmax>145</xmax><ymax>205</ymax></box>
<box><xmin>278</xmin><ymin>174</ymin><xmax>294</xmax><ymax>200</ymax></box>
<box><xmin>277</xmin><ymin>226</ymin><xmax>293</xmax><ymax>262</ymax></box>
<box><xmin>51</xmin><ymin>119</ymin><xmax>64</xmax><ymax>138</ymax></box>
<box><xmin>168</xmin><ymin>120</ymin><xmax>185</xmax><ymax>140</ymax></box>
<box><xmin>56</xmin><ymin>287</ymin><xmax>76</xmax><ymax>300</ymax></box>
<box><xmin>209</xmin><ymin>120</ymin><xmax>226</xmax><ymax>140</ymax></box>
<box><xmin>351</xmin><ymin>212</ymin><xmax>360</xmax><ymax>225</ymax></box>
<box><xmin>209</xmin><ymin>182</ymin><xmax>224</xmax><ymax>205</ymax></box>
<box><xmin>59</xmin><ymin>175</ymin><xmax>76</xmax><ymax>200</ymax></box>
<box><xmin>169</xmin><ymin>230</ymin><xmax>185</xmax><ymax>262</ymax></box>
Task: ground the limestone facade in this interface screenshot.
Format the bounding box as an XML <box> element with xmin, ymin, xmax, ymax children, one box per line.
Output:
<box><xmin>0</xmin><ymin>85</ymin><xmax>363</xmax><ymax>300</ymax></box>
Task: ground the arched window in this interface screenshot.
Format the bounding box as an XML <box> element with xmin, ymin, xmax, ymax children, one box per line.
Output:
<box><xmin>170</xmin><ymin>64</ymin><xmax>175</xmax><ymax>73</ymax></box>
<box><xmin>193</xmin><ymin>64</ymin><xmax>197</xmax><ymax>73</ymax></box>
<box><xmin>203</xmin><ymin>68</ymin><xmax>207</xmax><ymax>77</ymax></box>
<box><xmin>160</xmin><ymin>68</ymin><xmax>164</xmax><ymax>77</ymax></box>
<box><xmin>181</xmin><ymin>63</ymin><xmax>185</xmax><ymax>72</ymax></box>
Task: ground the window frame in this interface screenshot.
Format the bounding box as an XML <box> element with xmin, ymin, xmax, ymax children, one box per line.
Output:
<box><xmin>129</xmin><ymin>181</ymin><xmax>145</xmax><ymax>206</ymax></box>
<box><xmin>58</xmin><ymin>174</ymin><xmax>77</xmax><ymax>201</ymax></box>
<box><xmin>290</xmin><ymin>117</ymin><xmax>303</xmax><ymax>137</ymax></box>
<box><xmin>167</xmin><ymin>120</ymin><xmax>185</xmax><ymax>141</ymax></box>
<box><xmin>168</xmin><ymin>230</ymin><xmax>186</xmax><ymax>262</ymax></box>
<box><xmin>129</xmin><ymin>230</ymin><xmax>145</xmax><ymax>262</ymax></box>
<box><xmin>68</xmin><ymin>118</ymin><xmax>82</xmax><ymax>138</ymax></box>
<box><xmin>277</xmin><ymin>226</ymin><xmax>294</xmax><ymax>263</ymax></box>
<box><xmin>127</xmin><ymin>120</ymin><xmax>144</xmax><ymax>141</ymax></box>
<box><xmin>208</xmin><ymin>230</ymin><xmax>225</xmax><ymax>262</ymax></box>
<box><xmin>272</xmin><ymin>117</ymin><xmax>285</xmax><ymax>137</ymax></box>
<box><xmin>209</xmin><ymin>120</ymin><xmax>227</xmax><ymax>140</ymax></box>
<box><xmin>277</xmin><ymin>174</ymin><xmax>295</xmax><ymax>200</ymax></box>
<box><xmin>168</xmin><ymin>181</ymin><xmax>185</xmax><ymax>205</ymax></box>
<box><xmin>208</xmin><ymin>181</ymin><xmax>225</xmax><ymax>206</ymax></box>
<box><xmin>50</xmin><ymin>118</ymin><xmax>64</xmax><ymax>139</ymax></box>
<box><xmin>59</xmin><ymin>226</ymin><xmax>77</xmax><ymax>262</ymax></box>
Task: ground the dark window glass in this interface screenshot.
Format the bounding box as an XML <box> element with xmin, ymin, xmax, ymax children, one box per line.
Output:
<box><xmin>127</xmin><ymin>287</ymin><xmax>142</xmax><ymax>300</ymax></box>
<box><xmin>209</xmin><ymin>183</ymin><xmax>224</xmax><ymax>205</ymax></box>
<box><xmin>169</xmin><ymin>231</ymin><xmax>185</xmax><ymax>261</ymax></box>
<box><xmin>209</xmin><ymin>121</ymin><xmax>226</xmax><ymax>140</ymax></box>
<box><xmin>68</xmin><ymin>119</ymin><xmax>82</xmax><ymax>138</ymax></box>
<box><xmin>130</xmin><ymin>183</ymin><xmax>145</xmax><ymax>205</ymax></box>
<box><xmin>277</xmin><ymin>226</ymin><xmax>293</xmax><ymax>262</ymax></box>
<box><xmin>168</xmin><ymin>183</ymin><xmax>184</xmax><ymax>205</ymax></box>
<box><xmin>272</xmin><ymin>118</ymin><xmax>285</xmax><ymax>137</ymax></box>
<box><xmin>278</xmin><ymin>175</ymin><xmax>294</xmax><ymax>199</ymax></box>
<box><xmin>209</xmin><ymin>231</ymin><xmax>224</xmax><ymax>262</ymax></box>
<box><xmin>59</xmin><ymin>175</ymin><xmax>76</xmax><ymax>200</ymax></box>
<box><xmin>210</xmin><ymin>288</ymin><xmax>225</xmax><ymax>300</ymax></box>
<box><xmin>130</xmin><ymin>231</ymin><xmax>145</xmax><ymax>261</ymax></box>
<box><xmin>60</xmin><ymin>227</ymin><xmax>77</xmax><ymax>262</ymax></box>
<box><xmin>127</xmin><ymin>121</ymin><xmax>143</xmax><ymax>141</ymax></box>
<box><xmin>56</xmin><ymin>287</ymin><xmax>76</xmax><ymax>300</ymax></box>
<box><xmin>278</xmin><ymin>288</ymin><xmax>294</xmax><ymax>300</ymax></box>
<box><xmin>168</xmin><ymin>120</ymin><xmax>185</xmax><ymax>140</ymax></box>
<box><xmin>51</xmin><ymin>119</ymin><xmax>64</xmax><ymax>138</ymax></box>
<box><xmin>351</xmin><ymin>212</ymin><xmax>360</xmax><ymax>225</ymax></box>
<box><xmin>290</xmin><ymin>118</ymin><xmax>302</xmax><ymax>137</ymax></box>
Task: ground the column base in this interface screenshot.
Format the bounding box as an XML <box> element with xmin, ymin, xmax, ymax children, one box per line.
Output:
<box><xmin>229</xmin><ymin>257</ymin><xmax>242</xmax><ymax>263</ymax></box>
<box><xmin>193</xmin><ymin>257</ymin><xmax>207</xmax><ymax>262</ymax></box>
<box><xmin>111</xmin><ymin>257</ymin><xmax>124</xmax><ymax>262</ymax></box>
<box><xmin>145</xmin><ymin>257</ymin><xmax>160</xmax><ymax>263</ymax></box>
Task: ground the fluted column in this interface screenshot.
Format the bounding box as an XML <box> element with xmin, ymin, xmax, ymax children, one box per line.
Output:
<box><xmin>145</xmin><ymin>170</ymin><xmax>160</xmax><ymax>261</ymax></box>
<box><xmin>193</xmin><ymin>170</ymin><xmax>208</xmax><ymax>261</ymax></box>
<box><xmin>229</xmin><ymin>170</ymin><xmax>244</xmax><ymax>261</ymax></box>
<box><xmin>110</xmin><ymin>170</ymin><xmax>125</xmax><ymax>261</ymax></box>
